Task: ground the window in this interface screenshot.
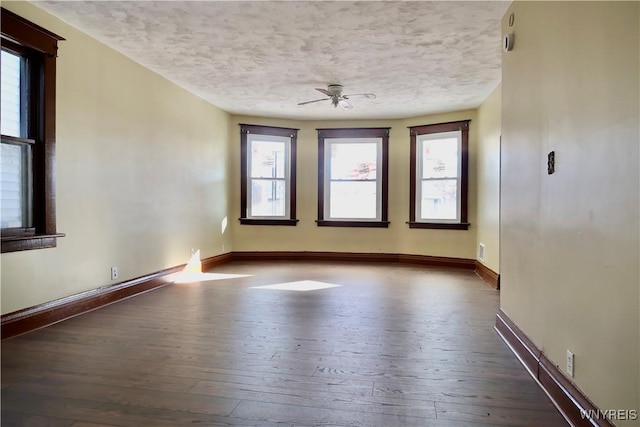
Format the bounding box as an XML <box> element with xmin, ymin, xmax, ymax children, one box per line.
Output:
<box><xmin>2</xmin><ymin>50</ymin><xmax>31</xmax><ymax>230</ymax></box>
<box><xmin>317</xmin><ymin>128</ymin><xmax>389</xmax><ymax>227</ymax></box>
<box><xmin>240</xmin><ymin>124</ymin><xmax>298</xmax><ymax>225</ymax></box>
<box><xmin>408</xmin><ymin>120</ymin><xmax>470</xmax><ymax>230</ymax></box>
<box><xmin>1</xmin><ymin>8</ymin><xmax>64</xmax><ymax>253</ymax></box>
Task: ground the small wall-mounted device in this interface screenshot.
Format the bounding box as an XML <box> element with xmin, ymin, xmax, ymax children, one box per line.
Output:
<box><xmin>547</xmin><ymin>151</ymin><xmax>555</xmax><ymax>174</ymax></box>
<box><xmin>503</xmin><ymin>33</ymin><xmax>514</xmax><ymax>52</ymax></box>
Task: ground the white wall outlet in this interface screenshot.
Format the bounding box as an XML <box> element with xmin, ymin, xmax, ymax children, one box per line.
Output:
<box><xmin>478</xmin><ymin>243</ymin><xmax>486</xmax><ymax>262</ymax></box>
<box><xmin>566</xmin><ymin>349</ymin><xmax>574</xmax><ymax>377</ymax></box>
<box><xmin>191</xmin><ymin>247</ymin><xmax>196</xmax><ymax>256</ymax></box>
<box><xmin>110</xmin><ymin>266</ymin><xmax>118</xmax><ymax>281</ymax></box>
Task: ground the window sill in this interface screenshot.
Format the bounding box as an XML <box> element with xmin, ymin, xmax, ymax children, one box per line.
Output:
<box><xmin>316</xmin><ymin>220</ymin><xmax>390</xmax><ymax>228</ymax></box>
<box><xmin>407</xmin><ymin>222</ymin><xmax>470</xmax><ymax>230</ymax></box>
<box><xmin>1</xmin><ymin>233</ymin><xmax>66</xmax><ymax>253</ymax></box>
<box><xmin>239</xmin><ymin>218</ymin><xmax>299</xmax><ymax>226</ymax></box>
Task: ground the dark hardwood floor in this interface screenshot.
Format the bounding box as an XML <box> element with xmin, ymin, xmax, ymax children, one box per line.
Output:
<box><xmin>1</xmin><ymin>261</ymin><xmax>567</xmax><ymax>426</ymax></box>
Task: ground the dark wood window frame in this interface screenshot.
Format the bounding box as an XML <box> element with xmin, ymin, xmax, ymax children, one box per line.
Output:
<box><xmin>1</xmin><ymin>8</ymin><xmax>65</xmax><ymax>253</ymax></box>
<box><xmin>239</xmin><ymin>124</ymin><xmax>299</xmax><ymax>226</ymax></box>
<box><xmin>316</xmin><ymin>127</ymin><xmax>390</xmax><ymax>228</ymax></box>
<box><xmin>408</xmin><ymin>120</ymin><xmax>470</xmax><ymax>230</ymax></box>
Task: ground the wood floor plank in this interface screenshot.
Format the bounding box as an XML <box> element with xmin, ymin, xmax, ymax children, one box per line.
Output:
<box><xmin>435</xmin><ymin>400</ymin><xmax>569</xmax><ymax>426</ymax></box>
<box><xmin>191</xmin><ymin>373</ymin><xmax>374</xmax><ymax>398</ymax></box>
<box><xmin>190</xmin><ymin>379</ymin><xmax>438</xmax><ymax>419</ymax></box>
<box><xmin>9</xmin><ymin>377</ymin><xmax>240</xmax><ymax>417</ymax></box>
<box><xmin>1</xmin><ymin>412</ymin><xmax>75</xmax><ymax>427</ymax></box>
<box><xmin>2</xmin><ymin>261</ymin><xmax>567</xmax><ymax>426</ymax></box>
<box><xmin>69</xmin><ymin>424</ymin><xmax>123</xmax><ymax>427</ymax></box>
<box><xmin>9</xmin><ymin>368</ymin><xmax>200</xmax><ymax>394</ymax></box>
<box><xmin>231</xmin><ymin>400</ymin><xmax>434</xmax><ymax>427</ymax></box>
<box><xmin>1</xmin><ymin>391</ymin><xmax>284</xmax><ymax>427</ymax></box>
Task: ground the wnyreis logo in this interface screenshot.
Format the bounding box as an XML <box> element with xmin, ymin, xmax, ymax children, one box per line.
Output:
<box><xmin>580</xmin><ymin>409</ymin><xmax>638</xmax><ymax>421</ymax></box>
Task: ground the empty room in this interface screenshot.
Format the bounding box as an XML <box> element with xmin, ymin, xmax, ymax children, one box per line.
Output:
<box><xmin>1</xmin><ymin>1</ymin><xmax>638</xmax><ymax>426</ymax></box>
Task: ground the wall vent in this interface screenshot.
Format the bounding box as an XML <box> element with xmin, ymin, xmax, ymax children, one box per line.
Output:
<box><xmin>478</xmin><ymin>243</ymin><xmax>486</xmax><ymax>262</ymax></box>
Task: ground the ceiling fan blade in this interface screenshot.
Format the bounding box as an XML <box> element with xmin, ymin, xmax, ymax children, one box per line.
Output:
<box><xmin>298</xmin><ymin>97</ymin><xmax>330</xmax><ymax>106</ymax></box>
<box><xmin>338</xmin><ymin>99</ymin><xmax>353</xmax><ymax>110</ymax></box>
<box><xmin>315</xmin><ymin>88</ymin><xmax>334</xmax><ymax>97</ymax></box>
<box><xmin>342</xmin><ymin>93</ymin><xmax>376</xmax><ymax>100</ymax></box>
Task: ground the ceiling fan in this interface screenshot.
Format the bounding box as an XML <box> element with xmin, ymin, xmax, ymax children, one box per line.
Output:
<box><xmin>298</xmin><ymin>84</ymin><xmax>376</xmax><ymax>110</ymax></box>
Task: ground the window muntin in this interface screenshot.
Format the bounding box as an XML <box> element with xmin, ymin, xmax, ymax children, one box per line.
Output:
<box><xmin>316</xmin><ymin>127</ymin><xmax>389</xmax><ymax>228</ymax></box>
<box><xmin>408</xmin><ymin>120</ymin><xmax>469</xmax><ymax>230</ymax></box>
<box><xmin>240</xmin><ymin>124</ymin><xmax>298</xmax><ymax>225</ymax></box>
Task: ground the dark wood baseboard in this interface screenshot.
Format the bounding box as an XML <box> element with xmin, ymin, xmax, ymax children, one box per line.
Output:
<box><xmin>202</xmin><ymin>252</ymin><xmax>233</xmax><ymax>271</ymax></box>
<box><xmin>495</xmin><ymin>309</ymin><xmax>614</xmax><ymax>427</ymax></box>
<box><xmin>231</xmin><ymin>251</ymin><xmax>476</xmax><ymax>269</ymax></box>
<box><xmin>1</xmin><ymin>251</ymin><xmax>475</xmax><ymax>341</ymax></box>
<box><xmin>1</xmin><ymin>253</ymin><xmax>231</xmax><ymax>341</ymax></box>
<box><xmin>475</xmin><ymin>260</ymin><xmax>500</xmax><ymax>289</ymax></box>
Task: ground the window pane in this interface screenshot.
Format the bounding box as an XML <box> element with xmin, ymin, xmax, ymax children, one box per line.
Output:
<box><xmin>251</xmin><ymin>140</ymin><xmax>285</xmax><ymax>179</ymax></box>
<box><xmin>1</xmin><ymin>142</ymin><xmax>30</xmax><ymax>228</ymax></box>
<box><xmin>421</xmin><ymin>179</ymin><xmax>458</xmax><ymax>220</ymax></box>
<box><xmin>1</xmin><ymin>50</ymin><xmax>24</xmax><ymax>138</ymax></box>
<box><xmin>251</xmin><ymin>179</ymin><xmax>285</xmax><ymax>217</ymax></box>
<box><xmin>330</xmin><ymin>181</ymin><xmax>377</xmax><ymax>219</ymax></box>
<box><xmin>422</xmin><ymin>137</ymin><xmax>458</xmax><ymax>179</ymax></box>
<box><xmin>330</xmin><ymin>143</ymin><xmax>377</xmax><ymax>180</ymax></box>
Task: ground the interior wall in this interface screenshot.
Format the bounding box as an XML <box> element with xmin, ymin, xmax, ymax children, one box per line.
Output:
<box><xmin>229</xmin><ymin>110</ymin><xmax>480</xmax><ymax>259</ymax></box>
<box><xmin>1</xmin><ymin>2</ymin><xmax>232</xmax><ymax>315</ymax></box>
<box><xmin>476</xmin><ymin>84</ymin><xmax>501</xmax><ymax>273</ymax></box>
<box><xmin>500</xmin><ymin>2</ymin><xmax>639</xmax><ymax>423</ymax></box>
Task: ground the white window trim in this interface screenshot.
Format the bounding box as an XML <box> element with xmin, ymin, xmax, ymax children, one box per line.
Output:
<box><xmin>324</xmin><ymin>137</ymin><xmax>383</xmax><ymax>222</ymax></box>
<box><xmin>416</xmin><ymin>130</ymin><xmax>462</xmax><ymax>223</ymax></box>
<box><xmin>246</xmin><ymin>133</ymin><xmax>291</xmax><ymax>220</ymax></box>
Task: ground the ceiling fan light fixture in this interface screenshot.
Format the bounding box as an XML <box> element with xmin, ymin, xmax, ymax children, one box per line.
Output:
<box><xmin>298</xmin><ymin>84</ymin><xmax>375</xmax><ymax>110</ymax></box>
<box><xmin>338</xmin><ymin>99</ymin><xmax>353</xmax><ymax>110</ymax></box>
<box><xmin>327</xmin><ymin>84</ymin><xmax>343</xmax><ymax>96</ymax></box>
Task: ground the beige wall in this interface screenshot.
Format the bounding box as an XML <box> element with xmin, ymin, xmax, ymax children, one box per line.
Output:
<box><xmin>500</xmin><ymin>2</ymin><xmax>639</xmax><ymax>424</ymax></box>
<box><xmin>476</xmin><ymin>84</ymin><xmax>501</xmax><ymax>273</ymax></box>
<box><xmin>0</xmin><ymin>2</ymin><xmax>232</xmax><ymax>314</ymax></box>
<box><xmin>229</xmin><ymin>111</ymin><xmax>479</xmax><ymax>259</ymax></box>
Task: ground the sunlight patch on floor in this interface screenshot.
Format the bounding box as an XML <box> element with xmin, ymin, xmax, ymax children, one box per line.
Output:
<box><xmin>251</xmin><ymin>280</ymin><xmax>341</xmax><ymax>292</ymax></box>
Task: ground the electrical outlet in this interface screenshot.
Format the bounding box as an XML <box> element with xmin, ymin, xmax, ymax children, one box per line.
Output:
<box><xmin>191</xmin><ymin>248</ymin><xmax>196</xmax><ymax>256</ymax></box>
<box><xmin>566</xmin><ymin>349</ymin><xmax>574</xmax><ymax>377</ymax></box>
<box><xmin>110</xmin><ymin>266</ymin><xmax>118</xmax><ymax>281</ymax></box>
<box><xmin>478</xmin><ymin>243</ymin><xmax>486</xmax><ymax>262</ymax></box>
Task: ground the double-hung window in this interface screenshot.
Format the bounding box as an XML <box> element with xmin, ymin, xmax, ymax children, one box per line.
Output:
<box><xmin>239</xmin><ymin>124</ymin><xmax>298</xmax><ymax>225</ymax></box>
<box><xmin>1</xmin><ymin>8</ymin><xmax>64</xmax><ymax>252</ymax></box>
<box><xmin>1</xmin><ymin>49</ymin><xmax>31</xmax><ymax>230</ymax></box>
<box><xmin>317</xmin><ymin>128</ymin><xmax>389</xmax><ymax>227</ymax></box>
<box><xmin>408</xmin><ymin>120</ymin><xmax>470</xmax><ymax>230</ymax></box>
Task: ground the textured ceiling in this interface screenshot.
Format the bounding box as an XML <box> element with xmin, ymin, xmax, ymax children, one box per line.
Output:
<box><xmin>35</xmin><ymin>1</ymin><xmax>510</xmax><ymax>120</ymax></box>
